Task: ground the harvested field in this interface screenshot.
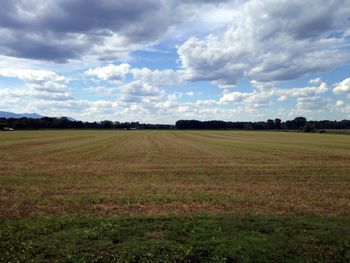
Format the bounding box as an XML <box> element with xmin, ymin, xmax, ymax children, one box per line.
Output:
<box><xmin>1</xmin><ymin>130</ymin><xmax>349</xmax><ymax>218</ymax></box>
<box><xmin>1</xmin><ymin>130</ymin><xmax>350</xmax><ymax>262</ymax></box>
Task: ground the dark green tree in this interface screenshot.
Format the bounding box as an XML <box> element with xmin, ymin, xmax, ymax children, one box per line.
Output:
<box><xmin>267</xmin><ymin>119</ymin><xmax>274</xmax><ymax>129</ymax></box>
<box><xmin>274</xmin><ymin>118</ymin><xmax>282</xmax><ymax>129</ymax></box>
<box><xmin>303</xmin><ymin>122</ymin><xmax>314</xmax><ymax>132</ymax></box>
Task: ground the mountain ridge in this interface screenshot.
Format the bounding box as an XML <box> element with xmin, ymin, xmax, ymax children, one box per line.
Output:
<box><xmin>0</xmin><ymin>111</ymin><xmax>45</xmax><ymax>119</ymax></box>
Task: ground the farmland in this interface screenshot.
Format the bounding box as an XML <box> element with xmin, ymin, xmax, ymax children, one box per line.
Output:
<box><xmin>1</xmin><ymin>130</ymin><xmax>350</xmax><ymax>261</ymax></box>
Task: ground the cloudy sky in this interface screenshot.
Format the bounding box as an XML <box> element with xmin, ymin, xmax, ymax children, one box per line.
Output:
<box><xmin>0</xmin><ymin>0</ymin><xmax>350</xmax><ymax>123</ymax></box>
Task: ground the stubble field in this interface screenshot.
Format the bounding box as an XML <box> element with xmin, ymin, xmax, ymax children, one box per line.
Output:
<box><xmin>1</xmin><ymin>130</ymin><xmax>350</xmax><ymax>262</ymax></box>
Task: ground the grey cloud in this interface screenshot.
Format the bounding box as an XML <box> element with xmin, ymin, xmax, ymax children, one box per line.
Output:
<box><xmin>0</xmin><ymin>35</ymin><xmax>81</xmax><ymax>62</ymax></box>
<box><xmin>296</xmin><ymin>96</ymin><xmax>331</xmax><ymax>111</ymax></box>
<box><xmin>0</xmin><ymin>0</ymin><xmax>174</xmax><ymax>61</ymax></box>
<box><xmin>178</xmin><ymin>0</ymin><xmax>350</xmax><ymax>84</ymax></box>
<box><xmin>0</xmin><ymin>0</ymin><xmax>230</xmax><ymax>62</ymax></box>
<box><xmin>45</xmin><ymin>0</ymin><xmax>169</xmax><ymax>42</ymax></box>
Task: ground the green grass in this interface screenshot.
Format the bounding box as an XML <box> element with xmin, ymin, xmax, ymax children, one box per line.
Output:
<box><xmin>1</xmin><ymin>215</ymin><xmax>349</xmax><ymax>262</ymax></box>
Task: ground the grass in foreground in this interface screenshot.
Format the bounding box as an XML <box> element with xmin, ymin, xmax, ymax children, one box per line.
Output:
<box><xmin>1</xmin><ymin>215</ymin><xmax>349</xmax><ymax>262</ymax></box>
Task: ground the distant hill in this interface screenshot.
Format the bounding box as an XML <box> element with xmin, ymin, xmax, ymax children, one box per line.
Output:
<box><xmin>0</xmin><ymin>111</ymin><xmax>45</xmax><ymax>119</ymax></box>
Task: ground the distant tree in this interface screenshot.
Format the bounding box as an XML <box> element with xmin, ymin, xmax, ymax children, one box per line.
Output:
<box><xmin>281</xmin><ymin>122</ymin><xmax>288</xmax><ymax>130</ymax></box>
<box><xmin>267</xmin><ymin>119</ymin><xmax>274</xmax><ymax>129</ymax></box>
<box><xmin>244</xmin><ymin>122</ymin><xmax>253</xmax><ymax>130</ymax></box>
<box><xmin>303</xmin><ymin>122</ymin><xmax>314</xmax><ymax>133</ymax></box>
<box><xmin>13</xmin><ymin>121</ymin><xmax>27</xmax><ymax>129</ymax></box>
<box><xmin>100</xmin><ymin>120</ymin><xmax>114</xmax><ymax>129</ymax></box>
<box><xmin>72</xmin><ymin>121</ymin><xmax>84</xmax><ymax>129</ymax></box>
<box><xmin>293</xmin><ymin>117</ymin><xmax>307</xmax><ymax>130</ymax></box>
<box><xmin>252</xmin><ymin>121</ymin><xmax>268</xmax><ymax>130</ymax></box>
<box><xmin>274</xmin><ymin>118</ymin><xmax>282</xmax><ymax>129</ymax></box>
<box><xmin>54</xmin><ymin>117</ymin><xmax>70</xmax><ymax>128</ymax></box>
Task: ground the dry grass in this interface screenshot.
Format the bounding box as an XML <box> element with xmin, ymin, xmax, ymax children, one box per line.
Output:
<box><xmin>0</xmin><ymin>130</ymin><xmax>349</xmax><ymax>218</ymax></box>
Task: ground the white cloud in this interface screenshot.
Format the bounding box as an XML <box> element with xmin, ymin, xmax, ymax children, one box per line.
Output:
<box><xmin>83</xmin><ymin>64</ymin><xmax>185</xmax><ymax>90</ymax></box>
<box><xmin>178</xmin><ymin>0</ymin><xmax>350</xmax><ymax>86</ymax></box>
<box><xmin>218</xmin><ymin>81</ymin><xmax>330</xmax><ymax>114</ymax></box>
<box><xmin>0</xmin><ymin>88</ymin><xmax>27</xmax><ymax>98</ymax></box>
<box><xmin>155</xmin><ymin>93</ymin><xmax>180</xmax><ymax>109</ymax></box>
<box><xmin>278</xmin><ymin>95</ymin><xmax>287</xmax><ymax>102</ymax></box>
<box><xmin>277</xmin><ymin>83</ymin><xmax>328</xmax><ymax>98</ymax></box>
<box><xmin>0</xmin><ymin>68</ymin><xmax>67</xmax><ymax>83</ymax></box>
<box><xmin>336</xmin><ymin>100</ymin><xmax>344</xmax><ymax>107</ymax></box>
<box><xmin>195</xmin><ymin>99</ymin><xmax>218</xmax><ymax>106</ymax></box>
<box><xmin>120</xmin><ymin>80</ymin><xmax>165</xmax><ymax>103</ymax></box>
<box><xmin>333</xmin><ymin>77</ymin><xmax>350</xmax><ymax>94</ymax></box>
<box><xmin>0</xmin><ymin>68</ymin><xmax>71</xmax><ymax>101</ymax></box>
<box><xmin>85</xmin><ymin>64</ymin><xmax>131</xmax><ymax>81</ymax></box>
<box><xmin>309</xmin><ymin>78</ymin><xmax>322</xmax><ymax>85</ymax></box>
<box><xmin>131</xmin><ymin>67</ymin><xmax>184</xmax><ymax>87</ymax></box>
<box><xmin>220</xmin><ymin>92</ymin><xmax>249</xmax><ymax>103</ymax></box>
<box><xmin>84</xmin><ymin>86</ymin><xmax>116</xmax><ymax>96</ymax></box>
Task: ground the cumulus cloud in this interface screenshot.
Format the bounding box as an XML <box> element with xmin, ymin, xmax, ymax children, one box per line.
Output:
<box><xmin>219</xmin><ymin>81</ymin><xmax>330</xmax><ymax>114</ymax></box>
<box><xmin>0</xmin><ymin>88</ymin><xmax>26</xmax><ymax>98</ymax></box>
<box><xmin>336</xmin><ymin>100</ymin><xmax>344</xmax><ymax>107</ymax></box>
<box><xmin>154</xmin><ymin>93</ymin><xmax>180</xmax><ymax>109</ymax></box>
<box><xmin>84</xmin><ymin>86</ymin><xmax>116</xmax><ymax>96</ymax></box>
<box><xmin>0</xmin><ymin>68</ymin><xmax>66</xmax><ymax>83</ymax></box>
<box><xmin>131</xmin><ymin>68</ymin><xmax>184</xmax><ymax>87</ymax></box>
<box><xmin>0</xmin><ymin>68</ymin><xmax>71</xmax><ymax>100</ymax></box>
<box><xmin>120</xmin><ymin>80</ymin><xmax>164</xmax><ymax>103</ymax></box>
<box><xmin>277</xmin><ymin>83</ymin><xmax>328</xmax><ymax>98</ymax></box>
<box><xmin>85</xmin><ymin>63</ymin><xmax>130</xmax><ymax>81</ymax></box>
<box><xmin>295</xmin><ymin>96</ymin><xmax>331</xmax><ymax>111</ymax></box>
<box><xmin>333</xmin><ymin>77</ymin><xmax>350</xmax><ymax>94</ymax></box>
<box><xmin>309</xmin><ymin>78</ymin><xmax>322</xmax><ymax>86</ymax></box>
<box><xmin>220</xmin><ymin>92</ymin><xmax>249</xmax><ymax>103</ymax></box>
<box><xmin>178</xmin><ymin>0</ymin><xmax>350</xmax><ymax>85</ymax></box>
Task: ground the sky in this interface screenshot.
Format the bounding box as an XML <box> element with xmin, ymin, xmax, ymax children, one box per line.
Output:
<box><xmin>0</xmin><ymin>0</ymin><xmax>350</xmax><ymax>123</ymax></box>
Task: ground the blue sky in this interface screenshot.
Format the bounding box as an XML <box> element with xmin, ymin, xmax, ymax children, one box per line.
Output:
<box><xmin>0</xmin><ymin>0</ymin><xmax>350</xmax><ymax>123</ymax></box>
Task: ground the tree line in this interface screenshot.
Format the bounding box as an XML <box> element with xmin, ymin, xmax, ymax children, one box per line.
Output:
<box><xmin>1</xmin><ymin>116</ymin><xmax>350</xmax><ymax>131</ymax></box>
<box><xmin>175</xmin><ymin>117</ymin><xmax>350</xmax><ymax>131</ymax></box>
<box><xmin>0</xmin><ymin>117</ymin><xmax>174</xmax><ymax>130</ymax></box>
